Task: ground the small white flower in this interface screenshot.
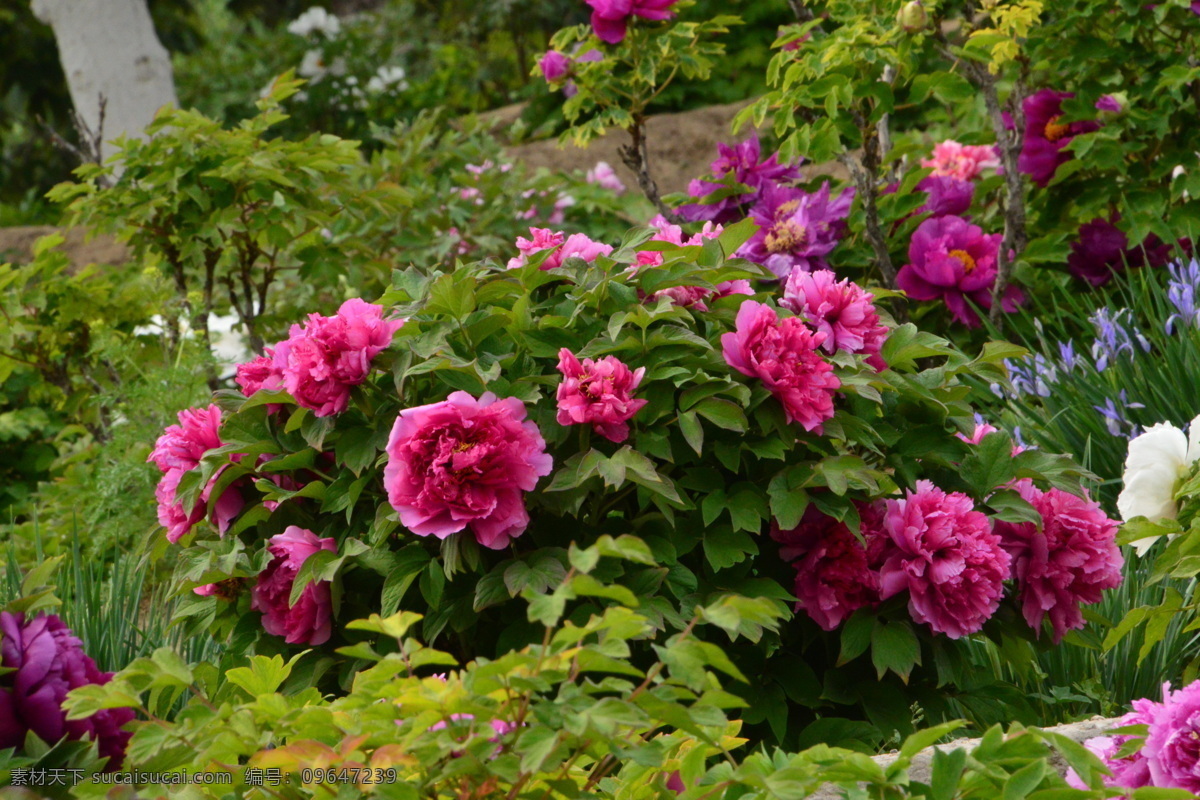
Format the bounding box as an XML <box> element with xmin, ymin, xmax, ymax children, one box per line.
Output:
<box><xmin>1117</xmin><ymin>415</ymin><xmax>1200</xmax><ymax>554</ymax></box>
<box><xmin>366</xmin><ymin>65</ymin><xmax>409</xmax><ymax>94</ymax></box>
<box><xmin>298</xmin><ymin>50</ymin><xmax>346</xmax><ymax>82</ymax></box>
<box><xmin>288</xmin><ymin>6</ymin><xmax>341</xmax><ymax>38</ymax></box>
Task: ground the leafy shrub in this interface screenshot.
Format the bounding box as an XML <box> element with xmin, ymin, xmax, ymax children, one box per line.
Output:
<box><xmin>47</xmin><ymin>545</ymin><xmax>1118</xmax><ymax>800</ymax></box>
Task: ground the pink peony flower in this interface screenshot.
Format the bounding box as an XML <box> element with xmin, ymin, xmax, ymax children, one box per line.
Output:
<box><xmin>1145</xmin><ymin>681</ymin><xmax>1200</xmax><ymax>791</ymax></box>
<box><xmin>155</xmin><ymin>468</ymin><xmax>207</xmax><ymax>544</ymax></box>
<box><xmin>877</xmin><ymin>481</ymin><xmax>1011</xmax><ymax>638</ymax></box>
<box><xmin>721</xmin><ymin>300</ymin><xmax>840</xmax><ymax>433</ymax></box>
<box><xmin>272</xmin><ymin>298</ymin><xmax>403</xmax><ymax>417</ymax></box>
<box><xmin>586</xmin><ymin>0</ymin><xmax>678</xmax><ymax>44</ymax></box>
<box><xmin>586</xmin><ymin>161</ymin><xmax>626</xmax><ymax>193</ymax></box>
<box><xmin>780</xmin><ymin>269</ymin><xmax>889</xmax><ymax>370</ymax></box>
<box><xmin>995</xmin><ymin>482</ymin><xmax>1124</xmax><ymax>643</ymax></box>
<box><xmin>147</xmin><ymin>404</ymin><xmax>223</xmax><ymax>473</ymax></box>
<box><xmin>539</xmin><ymin>51</ymin><xmax>570</xmax><ymax>83</ymax></box>
<box><xmin>771</xmin><ymin>505</ymin><xmax>882</xmax><ymax>630</ymax></box>
<box><xmin>555</xmin><ymin>349</ymin><xmax>648</xmax><ymax>443</ymax></box>
<box><xmin>383</xmin><ymin>391</ymin><xmax>553</xmax><ymax>550</ymax></box>
<box><xmin>921</xmin><ymin>140</ymin><xmax>1000</xmax><ymax>181</ymax></box>
<box><xmin>1066</xmin><ymin>698</ymin><xmax>1157</xmax><ymax>794</ymax></box>
<box><xmin>956</xmin><ymin>420</ymin><xmax>999</xmax><ymax>445</ymax></box>
<box><xmin>506</xmin><ymin>228</ymin><xmax>610</xmax><ymax>270</ymax></box>
<box><xmin>236</xmin><ymin>350</ymin><xmax>284</xmax><ymax>397</ymax></box>
<box><xmin>1018</xmin><ymin>89</ymin><xmax>1101</xmax><ymax>187</ymax></box>
<box><xmin>897</xmin><ymin>214</ymin><xmax>1023</xmax><ymax>327</ymax></box>
<box><xmin>559</xmin><ymin>232</ymin><xmax>612</xmax><ymax>263</ymax></box>
<box><xmin>0</xmin><ymin>612</ymin><xmax>134</xmax><ymax>771</ymax></box>
<box><xmin>250</xmin><ymin>526</ymin><xmax>337</xmax><ymax>645</ymax></box>
<box><xmin>149</xmin><ymin>404</ymin><xmax>245</xmax><ymax>543</ymax></box>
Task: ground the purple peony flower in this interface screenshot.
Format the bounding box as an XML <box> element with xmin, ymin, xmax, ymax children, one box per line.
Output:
<box><xmin>877</xmin><ymin>481</ymin><xmax>1011</xmax><ymax>638</ymax></box>
<box><xmin>897</xmin><ymin>214</ymin><xmax>1023</xmax><ymax>327</ymax></box>
<box><xmin>0</xmin><ymin>612</ymin><xmax>133</xmax><ymax>770</ymax></box>
<box><xmin>721</xmin><ymin>300</ymin><xmax>840</xmax><ymax>433</ymax></box>
<box><xmin>995</xmin><ymin>481</ymin><xmax>1124</xmax><ymax>643</ymax></box>
<box><xmin>737</xmin><ymin>183</ymin><xmax>855</xmax><ymax>279</ymax></box>
<box><xmin>770</xmin><ymin>505</ymin><xmax>882</xmax><ymax>630</ymax></box>
<box><xmin>586</xmin><ymin>0</ymin><xmax>678</xmax><ymax>44</ymax></box>
<box><xmin>1145</xmin><ymin>681</ymin><xmax>1200</xmax><ymax>791</ymax></box>
<box><xmin>251</xmin><ymin>526</ymin><xmax>338</xmax><ymax>646</ymax></box>
<box><xmin>1018</xmin><ymin>89</ymin><xmax>1100</xmax><ymax>187</ymax></box>
<box><xmin>677</xmin><ymin>135</ymin><xmax>803</xmax><ymax>223</ymax></box>
<box><xmin>1068</xmin><ymin>217</ymin><xmax>1133</xmax><ymax>287</ymax></box>
<box><xmin>917</xmin><ymin>174</ymin><xmax>975</xmax><ymax>217</ymax></box>
<box><xmin>383</xmin><ymin>391</ymin><xmax>553</xmax><ymax>550</ymax></box>
<box><xmin>780</xmin><ymin>269</ymin><xmax>889</xmax><ymax>370</ymax></box>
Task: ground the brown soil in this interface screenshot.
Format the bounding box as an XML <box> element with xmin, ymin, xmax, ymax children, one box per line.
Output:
<box><xmin>0</xmin><ymin>225</ymin><xmax>128</xmax><ymax>270</ymax></box>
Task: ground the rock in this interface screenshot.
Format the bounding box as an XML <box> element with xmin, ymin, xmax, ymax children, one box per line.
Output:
<box><xmin>803</xmin><ymin>717</ymin><xmax>1119</xmax><ymax>799</ymax></box>
<box><xmin>0</xmin><ymin>226</ymin><xmax>128</xmax><ymax>271</ymax></box>
<box><xmin>504</xmin><ymin>100</ymin><xmax>851</xmax><ymax>197</ymax></box>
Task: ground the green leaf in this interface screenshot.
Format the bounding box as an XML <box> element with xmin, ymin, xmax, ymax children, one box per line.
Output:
<box><xmin>871</xmin><ymin>620</ymin><xmax>921</xmax><ymax>683</ymax></box>
<box><xmin>1002</xmin><ymin>759</ymin><xmax>1046</xmax><ymax>800</ymax></box>
<box><xmin>225</xmin><ymin>652</ymin><xmax>306</xmax><ymax>697</ymax></box>
<box><xmin>838</xmin><ymin>610</ymin><xmax>874</xmax><ymax>666</ymax></box>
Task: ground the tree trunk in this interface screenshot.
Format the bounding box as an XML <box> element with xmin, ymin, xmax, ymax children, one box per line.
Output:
<box><xmin>30</xmin><ymin>0</ymin><xmax>178</xmax><ymax>163</ymax></box>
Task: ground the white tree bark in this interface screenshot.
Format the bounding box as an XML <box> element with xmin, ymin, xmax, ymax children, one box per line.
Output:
<box><xmin>31</xmin><ymin>0</ymin><xmax>178</xmax><ymax>163</ymax></box>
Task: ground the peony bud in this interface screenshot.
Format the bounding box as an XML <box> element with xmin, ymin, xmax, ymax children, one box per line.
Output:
<box><xmin>897</xmin><ymin>0</ymin><xmax>927</xmax><ymax>32</ymax></box>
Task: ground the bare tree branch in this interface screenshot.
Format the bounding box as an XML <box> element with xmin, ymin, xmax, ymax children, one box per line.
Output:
<box><xmin>619</xmin><ymin>120</ymin><xmax>684</xmax><ymax>224</ymax></box>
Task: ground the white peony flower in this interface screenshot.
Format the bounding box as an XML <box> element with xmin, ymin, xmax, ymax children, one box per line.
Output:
<box><xmin>288</xmin><ymin>7</ymin><xmax>341</xmax><ymax>38</ymax></box>
<box><xmin>1117</xmin><ymin>415</ymin><xmax>1200</xmax><ymax>554</ymax></box>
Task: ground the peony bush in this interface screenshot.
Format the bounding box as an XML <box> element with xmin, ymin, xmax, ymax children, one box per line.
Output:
<box><xmin>143</xmin><ymin>213</ymin><xmax>1124</xmax><ymax>744</ymax></box>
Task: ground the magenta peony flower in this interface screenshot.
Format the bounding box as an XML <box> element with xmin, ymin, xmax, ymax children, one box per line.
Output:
<box><xmin>780</xmin><ymin>269</ymin><xmax>889</xmax><ymax>371</ymax></box>
<box><xmin>250</xmin><ymin>526</ymin><xmax>337</xmax><ymax>646</ymax></box>
<box><xmin>1018</xmin><ymin>89</ymin><xmax>1101</xmax><ymax>187</ymax></box>
<box><xmin>995</xmin><ymin>482</ymin><xmax>1124</xmax><ymax>643</ymax></box>
<box><xmin>897</xmin><ymin>214</ymin><xmax>1023</xmax><ymax>327</ymax></box>
<box><xmin>917</xmin><ymin>175</ymin><xmax>974</xmax><ymax>217</ymax></box>
<box><xmin>877</xmin><ymin>481</ymin><xmax>1011</xmax><ymax>638</ymax></box>
<box><xmin>921</xmin><ymin>140</ymin><xmax>1000</xmax><ymax>181</ymax></box>
<box><xmin>1145</xmin><ymin>681</ymin><xmax>1200</xmax><ymax>791</ymax></box>
<box><xmin>721</xmin><ymin>300</ymin><xmax>840</xmax><ymax>433</ymax></box>
<box><xmin>272</xmin><ymin>298</ymin><xmax>403</xmax><ymax>417</ymax></box>
<box><xmin>771</xmin><ymin>505</ymin><xmax>882</xmax><ymax>630</ymax></box>
<box><xmin>0</xmin><ymin>612</ymin><xmax>133</xmax><ymax>770</ymax></box>
<box><xmin>1095</xmin><ymin>94</ymin><xmax>1123</xmax><ymax>113</ymax></box>
<box><xmin>586</xmin><ymin>0</ymin><xmax>678</xmax><ymax>44</ymax></box>
<box><xmin>1066</xmin><ymin>698</ymin><xmax>1157</xmax><ymax>794</ymax></box>
<box><xmin>539</xmin><ymin>51</ymin><xmax>570</xmax><ymax>83</ymax></box>
<box><xmin>555</xmin><ymin>349</ymin><xmax>648</xmax><ymax>443</ymax></box>
<box><xmin>383</xmin><ymin>391</ymin><xmax>553</xmax><ymax>550</ymax></box>
<box><xmin>737</xmin><ymin>183</ymin><xmax>855</xmax><ymax>279</ymax></box>
<box><xmin>147</xmin><ymin>404</ymin><xmax>223</xmax><ymax>473</ymax></box>
<box><xmin>236</xmin><ymin>350</ymin><xmax>284</xmax><ymax>396</ymax></box>
<box><xmin>586</xmin><ymin>161</ymin><xmax>626</xmax><ymax>193</ymax></box>
<box><xmin>678</xmin><ymin>135</ymin><xmax>804</xmax><ymax>224</ymax></box>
